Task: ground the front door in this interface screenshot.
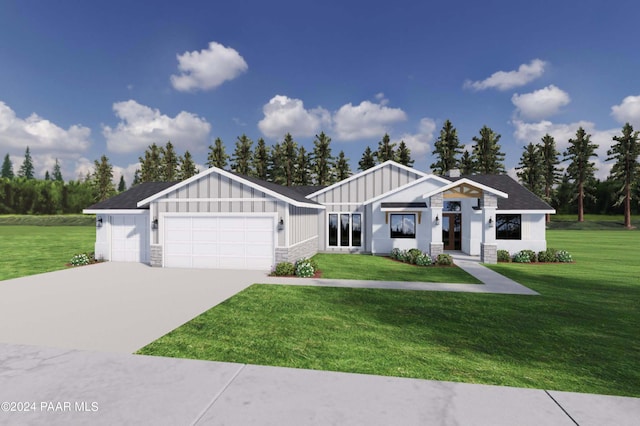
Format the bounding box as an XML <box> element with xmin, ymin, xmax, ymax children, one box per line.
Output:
<box><xmin>442</xmin><ymin>213</ymin><xmax>461</xmax><ymax>250</ymax></box>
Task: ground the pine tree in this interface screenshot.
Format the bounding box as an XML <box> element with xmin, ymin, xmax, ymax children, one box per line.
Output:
<box><xmin>1</xmin><ymin>154</ymin><xmax>14</xmax><ymax>179</ymax></box>
<box><xmin>207</xmin><ymin>137</ymin><xmax>229</xmax><ymax>169</ymax></box>
<box><xmin>294</xmin><ymin>146</ymin><xmax>311</xmax><ymax>185</ymax></box>
<box><xmin>312</xmin><ymin>132</ymin><xmax>334</xmax><ymax>185</ymax></box>
<box><xmin>160</xmin><ymin>141</ymin><xmax>179</xmax><ymax>181</ymax></box>
<box><xmin>358</xmin><ymin>146</ymin><xmax>376</xmax><ymax>171</ymax></box>
<box><xmin>460</xmin><ymin>150</ymin><xmax>474</xmax><ymax>175</ymax></box>
<box><xmin>92</xmin><ymin>155</ymin><xmax>116</xmax><ymax>202</ymax></box>
<box><xmin>280</xmin><ymin>133</ymin><xmax>298</xmax><ymax>186</ymax></box>
<box><xmin>44</xmin><ymin>170</ymin><xmax>51</xmax><ymax>181</ymax></box>
<box><xmin>52</xmin><ymin>159</ymin><xmax>63</xmax><ymax>182</ymax></box>
<box><xmin>268</xmin><ymin>142</ymin><xmax>285</xmax><ymax>185</ymax></box>
<box><xmin>139</xmin><ymin>143</ymin><xmax>162</xmax><ymax>182</ymax></box>
<box><xmin>471</xmin><ymin>126</ymin><xmax>505</xmax><ymax>174</ymax></box>
<box><xmin>395</xmin><ymin>140</ymin><xmax>414</xmax><ymax>166</ymax></box>
<box><xmin>430</xmin><ymin>119</ymin><xmax>463</xmax><ymax>175</ymax></box>
<box><xmin>375</xmin><ymin>133</ymin><xmax>396</xmax><ymax>163</ymax></box>
<box><xmin>564</xmin><ymin>127</ymin><xmax>598</xmax><ymax>222</ymax></box>
<box><xmin>606</xmin><ymin>122</ymin><xmax>640</xmax><ymax>229</ymax></box>
<box><xmin>17</xmin><ymin>147</ymin><xmax>35</xmax><ymax>179</ymax></box>
<box><xmin>132</xmin><ymin>170</ymin><xmax>141</xmax><ymax>186</ymax></box>
<box><xmin>516</xmin><ymin>143</ymin><xmax>544</xmax><ymax>196</ymax></box>
<box><xmin>231</xmin><ymin>134</ymin><xmax>253</xmax><ymax>175</ymax></box>
<box><xmin>538</xmin><ymin>134</ymin><xmax>562</xmax><ymax>222</ymax></box>
<box><xmin>178</xmin><ymin>150</ymin><xmax>198</xmax><ymax>180</ymax></box>
<box><xmin>334</xmin><ymin>150</ymin><xmax>351</xmax><ymax>181</ymax></box>
<box><xmin>117</xmin><ymin>175</ymin><xmax>127</xmax><ymax>192</ymax></box>
<box><xmin>251</xmin><ymin>138</ymin><xmax>270</xmax><ymax>180</ymax></box>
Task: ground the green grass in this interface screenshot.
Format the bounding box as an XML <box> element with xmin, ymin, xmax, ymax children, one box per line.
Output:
<box><xmin>0</xmin><ymin>225</ymin><xmax>95</xmax><ymax>281</ymax></box>
<box><xmin>312</xmin><ymin>253</ymin><xmax>480</xmax><ymax>283</ymax></box>
<box><xmin>0</xmin><ymin>214</ymin><xmax>95</xmax><ymax>226</ymax></box>
<box><xmin>548</xmin><ymin>214</ymin><xmax>640</xmax><ymax>230</ymax></box>
<box><xmin>138</xmin><ymin>230</ymin><xmax>640</xmax><ymax>397</ymax></box>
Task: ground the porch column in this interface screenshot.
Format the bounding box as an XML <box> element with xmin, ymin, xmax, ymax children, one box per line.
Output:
<box><xmin>429</xmin><ymin>193</ymin><xmax>443</xmax><ymax>258</ymax></box>
<box><xmin>481</xmin><ymin>192</ymin><xmax>497</xmax><ymax>264</ymax></box>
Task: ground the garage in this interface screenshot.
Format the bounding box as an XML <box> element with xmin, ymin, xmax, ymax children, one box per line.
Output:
<box><xmin>163</xmin><ymin>215</ymin><xmax>275</xmax><ymax>270</ymax></box>
<box><xmin>110</xmin><ymin>214</ymin><xmax>149</xmax><ymax>263</ymax></box>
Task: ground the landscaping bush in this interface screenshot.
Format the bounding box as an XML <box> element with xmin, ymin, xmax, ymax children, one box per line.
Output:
<box><xmin>273</xmin><ymin>262</ymin><xmax>295</xmax><ymax>276</ymax></box>
<box><xmin>415</xmin><ymin>252</ymin><xmax>432</xmax><ymax>266</ymax></box>
<box><xmin>497</xmin><ymin>250</ymin><xmax>511</xmax><ymax>262</ymax></box>
<box><xmin>520</xmin><ymin>249</ymin><xmax>537</xmax><ymax>262</ymax></box>
<box><xmin>512</xmin><ymin>251</ymin><xmax>531</xmax><ymax>263</ymax></box>
<box><xmin>389</xmin><ymin>248</ymin><xmax>401</xmax><ymax>260</ymax></box>
<box><xmin>436</xmin><ymin>253</ymin><xmax>453</xmax><ymax>266</ymax></box>
<box><xmin>538</xmin><ymin>248</ymin><xmax>558</xmax><ymax>263</ymax></box>
<box><xmin>396</xmin><ymin>250</ymin><xmax>409</xmax><ymax>263</ymax></box>
<box><xmin>556</xmin><ymin>250</ymin><xmax>573</xmax><ymax>263</ymax></box>
<box><xmin>407</xmin><ymin>248</ymin><xmax>422</xmax><ymax>264</ymax></box>
<box><xmin>70</xmin><ymin>253</ymin><xmax>90</xmax><ymax>266</ymax></box>
<box><xmin>294</xmin><ymin>258</ymin><xmax>315</xmax><ymax>277</ymax></box>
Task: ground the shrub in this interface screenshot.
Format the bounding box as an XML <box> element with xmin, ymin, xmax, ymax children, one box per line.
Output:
<box><xmin>520</xmin><ymin>249</ymin><xmax>537</xmax><ymax>262</ymax></box>
<box><xmin>556</xmin><ymin>250</ymin><xmax>573</xmax><ymax>263</ymax></box>
<box><xmin>497</xmin><ymin>250</ymin><xmax>511</xmax><ymax>262</ymax></box>
<box><xmin>273</xmin><ymin>262</ymin><xmax>295</xmax><ymax>276</ymax></box>
<box><xmin>294</xmin><ymin>258</ymin><xmax>315</xmax><ymax>277</ymax></box>
<box><xmin>70</xmin><ymin>253</ymin><xmax>90</xmax><ymax>266</ymax></box>
<box><xmin>538</xmin><ymin>248</ymin><xmax>558</xmax><ymax>263</ymax></box>
<box><xmin>436</xmin><ymin>253</ymin><xmax>453</xmax><ymax>266</ymax></box>
<box><xmin>407</xmin><ymin>248</ymin><xmax>422</xmax><ymax>264</ymax></box>
<box><xmin>389</xmin><ymin>248</ymin><xmax>401</xmax><ymax>260</ymax></box>
<box><xmin>512</xmin><ymin>251</ymin><xmax>531</xmax><ymax>263</ymax></box>
<box><xmin>396</xmin><ymin>250</ymin><xmax>409</xmax><ymax>263</ymax></box>
<box><xmin>415</xmin><ymin>252</ymin><xmax>432</xmax><ymax>266</ymax></box>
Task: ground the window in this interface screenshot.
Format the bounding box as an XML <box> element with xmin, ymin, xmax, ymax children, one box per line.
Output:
<box><xmin>390</xmin><ymin>214</ymin><xmax>415</xmax><ymax>238</ymax></box>
<box><xmin>444</xmin><ymin>201</ymin><xmax>461</xmax><ymax>212</ymax></box>
<box><xmin>328</xmin><ymin>213</ymin><xmax>362</xmax><ymax>247</ymax></box>
<box><xmin>496</xmin><ymin>214</ymin><xmax>521</xmax><ymax>240</ymax></box>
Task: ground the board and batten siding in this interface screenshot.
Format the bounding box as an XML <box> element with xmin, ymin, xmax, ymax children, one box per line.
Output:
<box><xmin>288</xmin><ymin>206</ymin><xmax>318</xmax><ymax>246</ymax></box>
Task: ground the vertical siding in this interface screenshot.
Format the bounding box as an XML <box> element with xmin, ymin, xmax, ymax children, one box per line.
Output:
<box><xmin>288</xmin><ymin>206</ymin><xmax>319</xmax><ymax>245</ymax></box>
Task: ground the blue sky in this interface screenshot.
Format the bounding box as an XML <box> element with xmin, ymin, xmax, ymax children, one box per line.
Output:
<box><xmin>1</xmin><ymin>0</ymin><xmax>639</xmax><ymax>185</ymax></box>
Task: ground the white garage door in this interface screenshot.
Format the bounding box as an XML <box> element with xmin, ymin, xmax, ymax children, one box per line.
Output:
<box><xmin>110</xmin><ymin>214</ymin><xmax>149</xmax><ymax>262</ymax></box>
<box><xmin>164</xmin><ymin>216</ymin><xmax>275</xmax><ymax>270</ymax></box>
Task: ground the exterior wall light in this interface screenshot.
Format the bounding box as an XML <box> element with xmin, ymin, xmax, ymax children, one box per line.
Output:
<box><xmin>278</xmin><ymin>217</ymin><xmax>284</xmax><ymax>230</ymax></box>
<box><xmin>435</xmin><ymin>215</ymin><xmax>440</xmax><ymax>225</ymax></box>
<box><xmin>152</xmin><ymin>218</ymin><xmax>158</xmax><ymax>230</ymax></box>
<box><xmin>96</xmin><ymin>217</ymin><xmax>103</xmax><ymax>228</ymax></box>
<box><xmin>488</xmin><ymin>217</ymin><xmax>494</xmax><ymax>227</ymax></box>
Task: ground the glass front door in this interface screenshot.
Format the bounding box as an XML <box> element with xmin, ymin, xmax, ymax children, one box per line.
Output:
<box><xmin>442</xmin><ymin>213</ymin><xmax>461</xmax><ymax>250</ymax></box>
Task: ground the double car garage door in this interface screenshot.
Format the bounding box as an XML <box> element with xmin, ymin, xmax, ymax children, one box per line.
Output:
<box><xmin>163</xmin><ymin>216</ymin><xmax>275</xmax><ymax>270</ymax></box>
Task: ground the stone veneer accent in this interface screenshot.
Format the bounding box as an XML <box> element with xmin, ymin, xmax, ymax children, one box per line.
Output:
<box><xmin>429</xmin><ymin>242</ymin><xmax>444</xmax><ymax>259</ymax></box>
<box><xmin>275</xmin><ymin>236</ymin><xmax>318</xmax><ymax>265</ymax></box>
<box><xmin>481</xmin><ymin>243</ymin><xmax>497</xmax><ymax>264</ymax></box>
<box><xmin>150</xmin><ymin>245</ymin><xmax>162</xmax><ymax>267</ymax></box>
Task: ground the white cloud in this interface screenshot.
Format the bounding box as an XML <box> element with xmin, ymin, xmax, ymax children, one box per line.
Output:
<box><xmin>511</xmin><ymin>85</ymin><xmax>571</xmax><ymax>120</ymax></box>
<box><xmin>258</xmin><ymin>95</ymin><xmax>331</xmax><ymax>139</ymax></box>
<box><xmin>170</xmin><ymin>41</ymin><xmax>248</xmax><ymax>92</ymax></box>
<box><xmin>102</xmin><ymin>100</ymin><xmax>211</xmax><ymax>154</ymax></box>
<box><xmin>333</xmin><ymin>100</ymin><xmax>407</xmax><ymax>141</ymax></box>
<box><xmin>464</xmin><ymin>59</ymin><xmax>547</xmax><ymax>91</ymax></box>
<box><xmin>392</xmin><ymin>118</ymin><xmax>437</xmax><ymax>157</ymax></box>
<box><xmin>611</xmin><ymin>95</ymin><xmax>640</xmax><ymax>128</ymax></box>
<box><xmin>0</xmin><ymin>101</ymin><xmax>91</xmax><ymax>154</ymax></box>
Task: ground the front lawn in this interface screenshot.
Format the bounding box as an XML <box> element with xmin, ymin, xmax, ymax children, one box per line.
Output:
<box><xmin>311</xmin><ymin>253</ymin><xmax>480</xmax><ymax>283</ymax></box>
<box><xmin>138</xmin><ymin>230</ymin><xmax>640</xmax><ymax>397</ymax></box>
<box><xmin>0</xmin><ymin>225</ymin><xmax>95</xmax><ymax>281</ymax></box>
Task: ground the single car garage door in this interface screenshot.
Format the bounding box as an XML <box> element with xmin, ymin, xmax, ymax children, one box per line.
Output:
<box><xmin>110</xmin><ymin>214</ymin><xmax>149</xmax><ymax>262</ymax></box>
<box><xmin>163</xmin><ymin>215</ymin><xmax>275</xmax><ymax>270</ymax></box>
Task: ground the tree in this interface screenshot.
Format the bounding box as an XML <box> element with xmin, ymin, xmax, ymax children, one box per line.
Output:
<box><xmin>132</xmin><ymin>170</ymin><xmax>141</xmax><ymax>186</ymax></box>
<box><xmin>280</xmin><ymin>133</ymin><xmax>298</xmax><ymax>186</ymax></box>
<box><xmin>52</xmin><ymin>159</ymin><xmax>63</xmax><ymax>182</ymax></box>
<box><xmin>564</xmin><ymin>127</ymin><xmax>598</xmax><ymax>222</ymax></box>
<box><xmin>430</xmin><ymin>119</ymin><xmax>463</xmax><ymax>175</ymax></box>
<box><xmin>17</xmin><ymin>147</ymin><xmax>35</xmax><ymax>179</ymax></box>
<box><xmin>375</xmin><ymin>133</ymin><xmax>396</xmax><ymax>163</ymax></box>
<box><xmin>139</xmin><ymin>143</ymin><xmax>162</xmax><ymax>182</ymax></box>
<box><xmin>178</xmin><ymin>150</ymin><xmax>198</xmax><ymax>180</ymax></box>
<box><xmin>160</xmin><ymin>141</ymin><xmax>179</xmax><ymax>181</ymax></box>
<box><xmin>207</xmin><ymin>137</ymin><xmax>229</xmax><ymax>169</ymax></box>
<box><xmin>117</xmin><ymin>175</ymin><xmax>127</xmax><ymax>192</ymax></box>
<box><xmin>1</xmin><ymin>154</ymin><xmax>14</xmax><ymax>179</ymax></box>
<box><xmin>607</xmin><ymin>122</ymin><xmax>640</xmax><ymax>229</ymax></box>
<box><xmin>358</xmin><ymin>146</ymin><xmax>376</xmax><ymax>171</ymax></box>
<box><xmin>294</xmin><ymin>146</ymin><xmax>311</xmax><ymax>185</ymax></box>
<box><xmin>395</xmin><ymin>141</ymin><xmax>414</xmax><ymax>167</ymax></box>
<box><xmin>312</xmin><ymin>132</ymin><xmax>334</xmax><ymax>185</ymax></box>
<box><xmin>44</xmin><ymin>171</ymin><xmax>51</xmax><ymax>181</ymax></box>
<box><xmin>516</xmin><ymin>143</ymin><xmax>544</xmax><ymax>197</ymax></box>
<box><xmin>231</xmin><ymin>134</ymin><xmax>253</xmax><ymax>175</ymax></box>
<box><xmin>251</xmin><ymin>138</ymin><xmax>269</xmax><ymax>180</ymax></box>
<box><xmin>92</xmin><ymin>155</ymin><xmax>116</xmax><ymax>202</ymax></box>
<box><xmin>538</xmin><ymin>134</ymin><xmax>562</xmax><ymax>222</ymax></box>
<box><xmin>471</xmin><ymin>126</ymin><xmax>505</xmax><ymax>174</ymax></box>
<box><xmin>268</xmin><ymin>142</ymin><xmax>285</xmax><ymax>184</ymax></box>
<box><xmin>460</xmin><ymin>150</ymin><xmax>474</xmax><ymax>175</ymax></box>
<box><xmin>334</xmin><ymin>151</ymin><xmax>351</xmax><ymax>181</ymax></box>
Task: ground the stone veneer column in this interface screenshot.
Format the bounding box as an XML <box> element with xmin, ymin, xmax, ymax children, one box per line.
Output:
<box><xmin>480</xmin><ymin>192</ymin><xmax>497</xmax><ymax>264</ymax></box>
<box><xmin>429</xmin><ymin>193</ymin><xmax>444</xmax><ymax>258</ymax></box>
<box><xmin>150</xmin><ymin>245</ymin><xmax>162</xmax><ymax>267</ymax></box>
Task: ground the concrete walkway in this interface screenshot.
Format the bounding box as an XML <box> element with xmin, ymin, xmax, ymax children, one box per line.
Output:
<box><xmin>1</xmin><ymin>343</ymin><xmax>638</xmax><ymax>426</ymax></box>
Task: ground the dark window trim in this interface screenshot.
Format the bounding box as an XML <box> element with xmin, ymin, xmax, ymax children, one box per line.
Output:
<box><xmin>496</xmin><ymin>214</ymin><xmax>522</xmax><ymax>240</ymax></box>
<box><xmin>390</xmin><ymin>213</ymin><xmax>416</xmax><ymax>239</ymax></box>
<box><xmin>328</xmin><ymin>212</ymin><xmax>362</xmax><ymax>247</ymax></box>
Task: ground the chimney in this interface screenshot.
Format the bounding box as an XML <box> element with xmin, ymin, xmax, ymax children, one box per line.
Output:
<box><xmin>446</xmin><ymin>168</ymin><xmax>460</xmax><ymax>178</ymax></box>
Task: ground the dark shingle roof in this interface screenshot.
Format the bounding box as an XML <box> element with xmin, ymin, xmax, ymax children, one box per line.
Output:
<box><xmin>446</xmin><ymin>174</ymin><xmax>553</xmax><ymax>211</ymax></box>
<box><xmin>228</xmin><ymin>172</ymin><xmax>323</xmax><ymax>206</ymax></box>
<box><xmin>85</xmin><ymin>182</ymin><xmax>177</xmax><ymax>210</ymax></box>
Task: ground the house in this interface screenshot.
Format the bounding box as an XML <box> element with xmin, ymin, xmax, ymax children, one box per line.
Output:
<box><xmin>83</xmin><ymin>161</ymin><xmax>554</xmax><ymax>269</ymax></box>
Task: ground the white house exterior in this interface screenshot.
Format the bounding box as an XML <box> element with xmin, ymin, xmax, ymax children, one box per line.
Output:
<box><xmin>84</xmin><ymin>161</ymin><xmax>554</xmax><ymax>269</ymax></box>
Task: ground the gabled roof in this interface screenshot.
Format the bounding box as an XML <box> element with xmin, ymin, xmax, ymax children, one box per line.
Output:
<box><xmin>423</xmin><ymin>177</ymin><xmax>509</xmax><ymax>200</ymax></box>
<box><xmin>363</xmin><ymin>174</ymin><xmax>451</xmax><ymax>205</ymax></box>
<box><xmin>135</xmin><ymin>166</ymin><xmax>324</xmax><ymax>209</ymax></box>
<box><xmin>84</xmin><ymin>182</ymin><xmax>177</xmax><ymax>212</ymax></box>
<box><xmin>305</xmin><ymin>160</ymin><xmax>428</xmax><ymax>199</ymax></box>
<box><xmin>447</xmin><ymin>175</ymin><xmax>555</xmax><ymax>211</ymax></box>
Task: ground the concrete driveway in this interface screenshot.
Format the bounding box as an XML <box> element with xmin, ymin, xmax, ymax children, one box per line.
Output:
<box><xmin>0</xmin><ymin>262</ymin><xmax>266</xmax><ymax>353</ymax></box>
